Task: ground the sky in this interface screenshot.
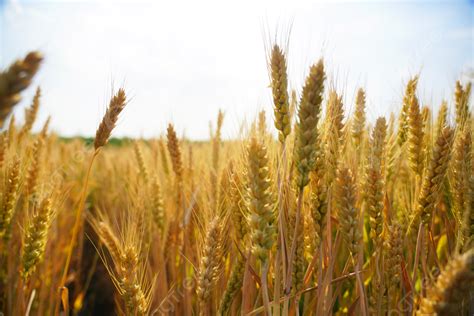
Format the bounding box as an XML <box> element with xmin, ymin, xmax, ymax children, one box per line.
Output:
<box><xmin>0</xmin><ymin>0</ymin><xmax>473</xmax><ymax>140</ymax></box>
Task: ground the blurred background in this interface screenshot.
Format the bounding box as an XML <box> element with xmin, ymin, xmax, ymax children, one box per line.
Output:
<box><xmin>0</xmin><ymin>0</ymin><xmax>472</xmax><ymax>140</ymax></box>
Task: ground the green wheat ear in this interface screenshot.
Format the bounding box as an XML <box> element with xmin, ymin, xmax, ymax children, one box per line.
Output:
<box><xmin>22</xmin><ymin>198</ymin><xmax>53</xmax><ymax>280</ymax></box>
<box><xmin>270</xmin><ymin>44</ymin><xmax>291</xmax><ymax>143</ymax></box>
<box><xmin>335</xmin><ymin>167</ymin><xmax>361</xmax><ymax>257</ymax></box>
<box><xmin>247</xmin><ymin>137</ymin><xmax>276</xmax><ymax>263</ymax></box>
<box><xmin>294</xmin><ymin>59</ymin><xmax>325</xmax><ymax>189</ymax></box>
<box><xmin>366</xmin><ymin>117</ymin><xmax>387</xmax><ymax>250</ymax></box>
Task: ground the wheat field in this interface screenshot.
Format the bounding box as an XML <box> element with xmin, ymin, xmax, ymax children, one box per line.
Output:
<box><xmin>0</xmin><ymin>47</ymin><xmax>472</xmax><ymax>316</ymax></box>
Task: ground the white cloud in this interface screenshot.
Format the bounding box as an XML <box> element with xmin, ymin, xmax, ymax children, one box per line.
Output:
<box><xmin>5</xmin><ymin>0</ymin><xmax>22</xmax><ymax>15</ymax></box>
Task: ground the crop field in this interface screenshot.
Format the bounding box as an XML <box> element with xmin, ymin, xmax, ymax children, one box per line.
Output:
<box><xmin>0</xmin><ymin>46</ymin><xmax>472</xmax><ymax>316</ymax></box>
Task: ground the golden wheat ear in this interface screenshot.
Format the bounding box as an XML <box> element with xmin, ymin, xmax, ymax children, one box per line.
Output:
<box><xmin>25</xmin><ymin>136</ymin><xmax>45</xmax><ymax>200</ymax></box>
<box><xmin>21</xmin><ymin>198</ymin><xmax>53</xmax><ymax>280</ymax></box>
<box><xmin>0</xmin><ymin>52</ymin><xmax>43</xmax><ymax>128</ymax></box>
<box><xmin>384</xmin><ymin>219</ymin><xmax>403</xmax><ymax>309</ymax></box>
<box><xmin>0</xmin><ymin>132</ymin><xmax>7</xmax><ymax>169</ymax></box>
<box><xmin>397</xmin><ymin>76</ymin><xmax>418</xmax><ymax>146</ymax></box>
<box><xmin>133</xmin><ymin>141</ymin><xmax>149</xmax><ymax>184</ymax></box>
<box><xmin>366</xmin><ymin>117</ymin><xmax>387</xmax><ymax>250</ymax></box>
<box><xmin>166</xmin><ymin>123</ymin><xmax>183</xmax><ymax>182</ymax></box>
<box><xmin>151</xmin><ymin>177</ymin><xmax>165</xmax><ymax>233</ymax></box>
<box><xmin>258</xmin><ymin>109</ymin><xmax>267</xmax><ymax>137</ymax></box>
<box><xmin>94</xmin><ymin>88</ymin><xmax>127</xmax><ymax>150</ymax></box>
<box><xmin>323</xmin><ymin>90</ymin><xmax>345</xmax><ymax>186</ymax></box>
<box><xmin>454</xmin><ymin>80</ymin><xmax>472</xmax><ymax>128</ymax></box>
<box><xmin>18</xmin><ymin>87</ymin><xmax>41</xmax><ymax>141</ymax></box>
<box><xmin>407</xmin><ymin>92</ymin><xmax>424</xmax><ymax>177</ymax></box>
<box><xmin>417</xmin><ymin>249</ymin><xmax>474</xmax><ymax>315</ymax></box>
<box><xmin>158</xmin><ymin>137</ymin><xmax>170</xmax><ymax>176</ymax></box>
<box><xmin>452</xmin><ymin>126</ymin><xmax>473</xmax><ymax>250</ymax></box>
<box><xmin>416</xmin><ymin>126</ymin><xmax>454</xmax><ymax>226</ymax></box>
<box><xmin>0</xmin><ymin>156</ymin><xmax>21</xmax><ymax>241</ymax></box>
<box><xmin>435</xmin><ymin>100</ymin><xmax>448</xmax><ymax>138</ymax></box>
<box><xmin>219</xmin><ymin>167</ymin><xmax>247</xmax><ymax>314</ymax></box>
<box><xmin>90</xmin><ymin>216</ymin><xmax>152</xmax><ymax>315</ymax></box>
<box><xmin>196</xmin><ymin>216</ymin><xmax>224</xmax><ymax>316</ymax></box>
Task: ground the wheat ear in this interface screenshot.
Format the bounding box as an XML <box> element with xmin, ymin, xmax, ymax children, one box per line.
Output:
<box><xmin>335</xmin><ymin>168</ymin><xmax>361</xmax><ymax>257</ymax></box>
<box><xmin>166</xmin><ymin>124</ymin><xmax>183</xmax><ymax>183</ymax></box>
<box><xmin>407</xmin><ymin>93</ymin><xmax>424</xmax><ymax>177</ymax></box>
<box><xmin>397</xmin><ymin>76</ymin><xmax>418</xmax><ymax>146</ymax></box>
<box><xmin>18</xmin><ymin>87</ymin><xmax>41</xmax><ymax>142</ymax></box>
<box><xmin>417</xmin><ymin>249</ymin><xmax>474</xmax><ymax>315</ymax></box>
<box><xmin>366</xmin><ymin>118</ymin><xmax>387</xmax><ymax>250</ymax></box>
<box><xmin>0</xmin><ymin>52</ymin><xmax>43</xmax><ymax>127</ymax></box>
<box><xmin>94</xmin><ymin>88</ymin><xmax>127</xmax><ymax>150</ymax></box>
<box><xmin>294</xmin><ymin>59</ymin><xmax>325</xmax><ymax>189</ymax></box>
<box><xmin>22</xmin><ymin>198</ymin><xmax>53</xmax><ymax>280</ymax></box>
<box><xmin>196</xmin><ymin>217</ymin><xmax>224</xmax><ymax>316</ymax></box>
<box><xmin>0</xmin><ymin>156</ymin><xmax>21</xmax><ymax>240</ymax></box>
<box><xmin>352</xmin><ymin>88</ymin><xmax>366</xmax><ymax>150</ymax></box>
<box><xmin>416</xmin><ymin>127</ymin><xmax>454</xmax><ymax>226</ymax></box>
<box><xmin>270</xmin><ymin>45</ymin><xmax>291</xmax><ymax>143</ymax></box>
